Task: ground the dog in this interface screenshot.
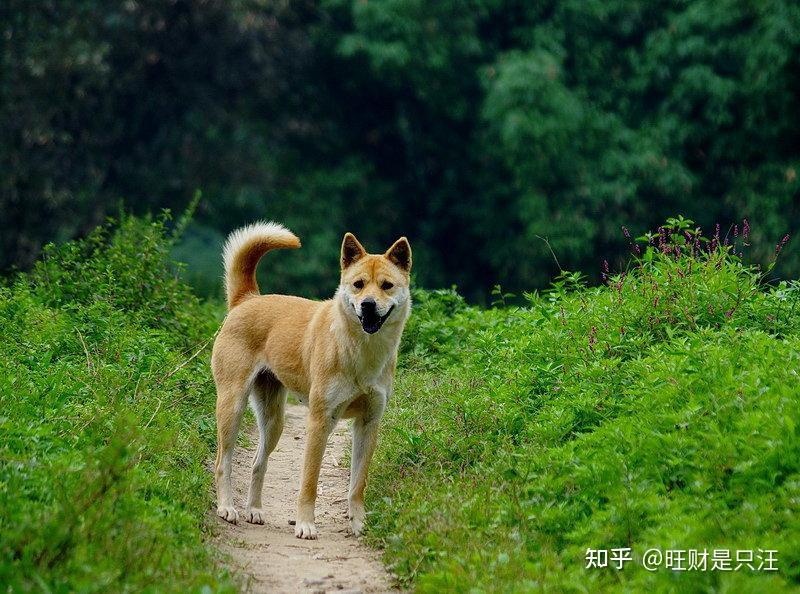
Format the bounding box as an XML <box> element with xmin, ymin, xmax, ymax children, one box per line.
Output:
<box><xmin>212</xmin><ymin>222</ymin><xmax>412</xmax><ymax>539</ymax></box>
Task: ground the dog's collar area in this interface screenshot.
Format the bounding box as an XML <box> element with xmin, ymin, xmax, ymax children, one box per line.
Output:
<box><xmin>356</xmin><ymin>303</ymin><xmax>395</xmax><ymax>334</ymax></box>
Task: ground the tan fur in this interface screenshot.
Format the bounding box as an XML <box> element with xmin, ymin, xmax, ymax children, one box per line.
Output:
<box><xmin>212</xmin><ymin>222</ymin><xmax>412</xmax><ymax>539</ymax></box>
<box><xmin>222</xmin><ymin>221</ymin><xmax>301</xmax><ymax>308</ymax></box>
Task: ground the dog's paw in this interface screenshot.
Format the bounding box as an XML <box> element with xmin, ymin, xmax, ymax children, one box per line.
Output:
<box><xmin>348</xmin><ymin>501</ymin><xmax>366</xmax><ymax>536</ymax></box>
<box><xmin>245</xmin><ymin>508</ymin><xmax>266</xmax><ymax>525</ymax></box>
<box><xmin>217</xmin><ymin>505</ymin><xmax>239</xmax><ymax>524</ymax></box>
<box><xmin>294</xmin><ymin>520</ymin><xmax>318</xmax><ymax>539</ymax></box>
<box><xmin>350</xmin><ymin>516</ymin><xmax>365</xmax><ymax>537</ymax></box>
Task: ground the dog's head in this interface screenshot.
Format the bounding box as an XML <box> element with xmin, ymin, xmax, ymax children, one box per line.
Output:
<box><xmin>338</xmin><ymin>233</ymin><xmax>412</xmax><ymax>334</ymax></box>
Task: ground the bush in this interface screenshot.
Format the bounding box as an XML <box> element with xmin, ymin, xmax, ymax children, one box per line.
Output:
<box><xmin>368</xmin><ymin>219</ymin><xmax>800</xmax><ymax>592</ymax></box>
<box><xmin>0</xmin><ymin>216</ymin><xmax>234</xmax><ymax>592</ymax></box>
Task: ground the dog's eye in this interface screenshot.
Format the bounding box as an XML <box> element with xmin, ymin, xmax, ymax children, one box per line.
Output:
<box><xmin>353</xmin><ymin>280</ymin><xmax>364</xmax><ymax>289</ymax></box>
<box><xmin>381</xmin><ymin>281</ymin><xmax>394</xmax><ymax>290</ymax></box>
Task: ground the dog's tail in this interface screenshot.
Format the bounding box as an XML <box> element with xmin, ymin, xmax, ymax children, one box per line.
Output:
<box><xmin>222</xmin><ymin>221</ymin><xmax>301</xmax><ymax>309</ymax></box>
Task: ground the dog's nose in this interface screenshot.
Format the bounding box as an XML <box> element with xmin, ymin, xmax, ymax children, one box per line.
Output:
<box><xmin>361</xmin><ymin>298</ymin><xmax>376</xmax><ymax>314</ymax></box>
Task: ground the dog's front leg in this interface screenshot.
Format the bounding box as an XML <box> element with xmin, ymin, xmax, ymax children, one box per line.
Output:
<box><xmin>296</xmin><ymin>400</ymin><xmax>338</xmax><ymax>539</ymax></box>
<box><xmin>348</xmin><ymin>398</ymin><xmax>385</xmax><ymax>536</ymax></box>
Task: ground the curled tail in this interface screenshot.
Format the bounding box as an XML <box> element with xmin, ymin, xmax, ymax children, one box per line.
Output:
<box><xmin>222</xmin><ymin>221</ymin><xmax>301</xmax><ymax>309</ymax></box>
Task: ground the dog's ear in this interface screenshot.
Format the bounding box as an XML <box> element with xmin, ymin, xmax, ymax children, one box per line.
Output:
<box><xmin>341</xmin><ymin>232</ymin><xmax>367</xmax><ymax>270</ymax></box>
<box><xmin>385</xmin><ymin>237</ymin><xmax>412</xmax><ymax>272</ymax></box>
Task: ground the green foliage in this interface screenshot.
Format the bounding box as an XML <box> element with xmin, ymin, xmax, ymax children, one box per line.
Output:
<box><xmin>30</xmin><ymin>213</ymin><xmax>206</xmax><ymax>339</ymax></box>
<box><xmin>0</xmin><ymin>0</ymin><xmax>317</xmax><ymax>273</ymax></box>
<box><xmin>368</xmin><ymin>221</ymin><xmax>800</xmax><ymax>591</ymax></box>
<box><xmin>0</xmin><ymin>217</ymin><xmax>234</xmax><ymax>592</ymax></box>
<box><xmin>3</xmin><ymin>0</ymin><xmax>799</xmax><ymax>301</ymax></box>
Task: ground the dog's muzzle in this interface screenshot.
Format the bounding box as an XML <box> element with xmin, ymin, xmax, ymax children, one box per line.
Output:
<box><xmin>357</xmin><ymin>299</ymin><xmax>395</xmax><ymax>334</ymax></box>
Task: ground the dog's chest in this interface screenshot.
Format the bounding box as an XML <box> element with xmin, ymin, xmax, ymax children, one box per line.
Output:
<box><xmin>351</xmin><ymin>348</ymin><xmax>388</xmax><ymax>389</ymax></box>
<box><xmin>345</xmin><ymin>337</ymin><xmax>393</xmax><ymax>392</ymax></box>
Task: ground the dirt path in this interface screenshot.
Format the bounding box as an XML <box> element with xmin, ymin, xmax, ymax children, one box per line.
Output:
<box><xmin>214</xmin><ymin>404</ymin><xmax>398</xmax><ymax>594</ymax></box>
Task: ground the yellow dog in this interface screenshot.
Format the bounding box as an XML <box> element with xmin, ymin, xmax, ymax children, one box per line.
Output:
<box><xmin>212</xmin><ymin>222</ymin><xmax>412</xmax><ymax>539</ymax></box>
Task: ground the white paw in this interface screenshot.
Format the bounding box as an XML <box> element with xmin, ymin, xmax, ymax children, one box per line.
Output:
<box><xmin>350</xmin><ymin>515</ymin><xmax>365</xmax><ymax>536</ymax></box>
<box><xmin>295</xmin><ymin>520</ymin><xmax>318</xmax><ymax>539</ymax></box>
<box><xmin>348</xmin><ymin>503</ymin><xmax>365</xmax><ymax>536</ymax></box>
<box><xmin>245</xmin><ymin>508</ymin><xmax>266</xmax><ymax>524</ymax></box>
<box><xmin>217</xmin><ymin>505</ymin><xmax>239</xmax><ymax>524</ymax></box>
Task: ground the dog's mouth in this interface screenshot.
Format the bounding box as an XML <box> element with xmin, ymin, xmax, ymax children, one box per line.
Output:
<box><xmin>357</xmin><ymin>305</ymin><xmax>395</xmax><ymax>334</ymax></box>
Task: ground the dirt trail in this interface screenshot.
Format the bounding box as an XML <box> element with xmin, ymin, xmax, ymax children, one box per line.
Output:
<box><xmin>214</xmin><ymin>404</ymin><xmax>398</xmax><ymax>594</ymax></box>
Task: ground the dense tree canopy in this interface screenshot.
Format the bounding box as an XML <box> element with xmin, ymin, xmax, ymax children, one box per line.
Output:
<box><xmin>2</xmin><ymin>0</ymin><xmax>798</xmax><ymax>300</ymax></box>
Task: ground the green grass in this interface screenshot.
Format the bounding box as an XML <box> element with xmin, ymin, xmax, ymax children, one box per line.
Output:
<box><xmin>367</xmin><ymin>221</ymin><xmax>800</xmax><ymax>592</ymax></box>
<box><xmin>0</xmin><ymin>216</ymin><xmax>235</xmax><ymax>592</ymax></box>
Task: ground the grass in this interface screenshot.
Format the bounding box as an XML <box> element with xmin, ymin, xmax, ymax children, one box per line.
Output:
<box><xmin>0</xmin><ymin>215</ymin><xmax>235</xmax><ymax>592</ymax></box>
<box><xmin>366</xmin><ymin>218</ymin><xmax>800</xmax><ymax>592</ymax></box>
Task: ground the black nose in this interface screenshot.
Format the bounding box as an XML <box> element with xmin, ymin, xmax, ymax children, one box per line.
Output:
<box><xmin>361</xmin><ymin>298</ymin><xmax>376</xmax><ymax>314</ymax></box>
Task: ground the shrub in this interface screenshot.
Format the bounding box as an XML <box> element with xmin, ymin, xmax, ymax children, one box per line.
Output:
<box><xmin>0</xmin><ymin>215</ymin><xmax>234</xmax><ymax>592</ymax></box>
<box><xmin>368</xmin><ymin>219</ymin><xmax>800</xmax><ymax>592</ymax></box>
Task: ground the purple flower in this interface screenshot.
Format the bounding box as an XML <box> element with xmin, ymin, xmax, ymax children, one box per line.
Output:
<box><xmin>776</xmin><ymin>234</ymin><xmax>790</xmax><ymax>255</ymax></box>
<box><xmin>733</xmin><ymin>224</ymin><xmax>739</xmax><ymax>238</ymax></box>
<box><xmin>743</xmin><ymin>219</ymin><xmax>750</xmax><ymax>240</ymax></box>
<box><xmin>622</xmin><ymin>226</ymin><xmax>631</xmax><ymax>239</ymax></box>
<box><xmin>615</xmin><ymin>271</ymin><xmax>627</xmax><ymax>295</ymax></box>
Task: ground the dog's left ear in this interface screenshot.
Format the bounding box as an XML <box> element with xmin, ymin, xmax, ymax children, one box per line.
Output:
<box><xmin>385</xmin><ymin>237</ymin><xmax>412</xmax><ymax>272</ymax></box>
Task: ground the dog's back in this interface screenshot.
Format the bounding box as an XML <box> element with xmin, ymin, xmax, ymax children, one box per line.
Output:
<box><xmin>213</xmin><ymin>294</ymin><xmax>321</xmax><ymax>397</ymax></box>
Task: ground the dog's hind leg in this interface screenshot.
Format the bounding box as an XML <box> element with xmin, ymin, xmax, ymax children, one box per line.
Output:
<box><xmin>245</xmin><ymin>372</ymin><xmax>286</xmax><ymax>524</ymax></box>
<box><xmin>214</xmin><ymin>372</ymin><xmax>252</xmax><ymax>525</ymax></box>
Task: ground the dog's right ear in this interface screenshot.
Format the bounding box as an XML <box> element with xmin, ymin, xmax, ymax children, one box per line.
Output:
<box><xmin>341</xmin><ymin>232</ymin><xmax>367</xmax><ymax>270</ymax></box>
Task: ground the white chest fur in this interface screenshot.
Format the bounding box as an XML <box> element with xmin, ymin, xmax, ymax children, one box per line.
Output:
<box><xmin>343</xmin><ymin>330</ymin><xmax>396</xmax><ymax>392</ymax></box>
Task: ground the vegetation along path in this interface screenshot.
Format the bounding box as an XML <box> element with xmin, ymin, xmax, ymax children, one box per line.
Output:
<box><xmin>214</xmin><ymin>404</ymin><xmax>398</xmax><ymax>594</ymax></box>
